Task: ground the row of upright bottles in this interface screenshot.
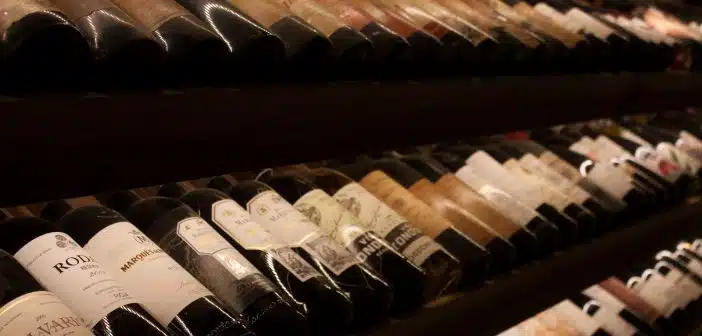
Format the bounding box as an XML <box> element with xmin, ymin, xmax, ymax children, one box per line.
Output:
<box><xmin>4</xmin><ymin>0</ymin><xmax>702</xmax><ymax>91</ymax></box>
<box><xmin>1</xmin><ymin>110</ymin><xmax>702</xmax><ymax>335</ymax></box>
<box><xmin>499</xmin><ymin>239</ymin><xmax>702</xmax><ymax>335</ymax></box>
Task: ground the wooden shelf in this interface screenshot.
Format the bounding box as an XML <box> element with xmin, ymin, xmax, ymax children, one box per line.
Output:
<box><xmin>373</xmin><ymin>200</ymin><xmax>702</xmax><ymax>336</ymax></box>
<box><xmin>2</xmin><ymin>73</ymin><xmax>701</xmax><ymax>206</ymax></box>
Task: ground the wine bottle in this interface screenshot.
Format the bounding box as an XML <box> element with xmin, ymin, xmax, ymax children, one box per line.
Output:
<box><xmin>157</xmin><ymin>183</ymin><xmax>355</xmax><ymax>334</ymax></box>
<box><xmin>0</xmin><ymin>215</ymin><xmax>170</xmax><ymax>336</ymax></box>
<box><xmin>311</xmin><ymin>0</ymin><xmax>410</xmax><ymax>66</ymax></box>
<box><xmin>50</xmin><ymin>0</ymin><xmax>166</xmax><ymax>87</ymax></box>
<box><xmin>497</xmin><ymin>142</ymin><xmax>616</xmax><ymax>228</ymax></box>
<box><xmin>348</xmin><ymin>0</ymin><xmax>443</xmax><ymax>66</ymax></box>
<box><xmin>582</xmin><ymin>284</ymin><xmax>659</xmax><ymax>335</ymax></box>
<box><xmin>100</xmin><ymin>192</ymin><xmax>310</xmax><ymax>336</ymax></box>
<box><xmin>0</xmin><ymin>0</ymin><xmax>90</xmax><ymax>91</ymax></box>
<box><xmin>654</xmin><ymin>251</ymin><xmax>702</xmax><ymax>302</ymax></box>
<box><xmin>41</xmin><ymin>197</ymin><xmax>254</xmax><ymax>336</ymax></box>
<box><xmin>444</xmin><ymin>145</ymin><xmax>580</xmax><ymax>244</ymax></box>
<box><xmin>628</xmin><ymin>267</ymin><xmax>688</xmax><ymax>322</ymax></box>
<box><xmin>271</xmin><ymin>0</ymin><xmax>373</xmax><ymax>68</ymax></box>
<box><xmin>291</xmin><ymin>166</ymin><xmax>463</xmax><ymax>299</ymax></box>
<box><xmin>482</xmin><ymin>144</ymin><xmax>600</xmax><ymax>239</ymax></box>
<box><xmin>217</xmin><ymin>0</ymin><xmax>333</xmax><ymax>70</ymax></box>
<box><xmin>598</xmin><ymin>277</ymin><xmax>671</xmax><ymax>333</ymax></box>
<box><xmin>561</xmin><ymin>126</ymin><xmax>674</xmax><ymax>208</ymax></box>
<box><xmin>207</xmin><ymin>178</ymin><xmax>394</xmax><ymax>330</ymax></box>
<box><xmin>262</xmin><ymin>173</ymin><xmax>426</xmax><ymax>315</ymax></box>
<box><xmin>380</xmin><ymin>0</ymin><xmax>530</xmax><ymax>73</ymax></box>
<box><xmin>108</xmin><ymin>0</ymin><xmax>231</xmax><ymax>83</ymax></box>
<box><xmin>431</xmin><ymin>150</ymin><xmax>563</xmax><ymax>253</ymax></box>
<box><xmin>569</xmin><ymin>293</ymin><xmax>641</xmax><ymax>336</ymax></box>
<box><xmin>335</xmin><ymin>161</ymin><xmax>490</xmax><ymax>288</ymax></box>
<box><xmin>397</xmin><ymin>155</ymin><xmax>542</xmax><ymax>262</ymax></box>
<box><xmin>174</xmin><ymin>0</ymin><xmax>287</xmax><ymax>69</ymax></box>
<box><xmin>0</xmin><ymin>249</ymin><xmax>94</xmax><ymax>336</ymax></box>
<box><xmin>506</xmin><ymin>140</ymin><xmax>628</xmax><ymax>215</ymax></box>
<box><xmin>370</xmin><ymin>158</ymin><xmax>519</xmax><ymax>273</ymax></box>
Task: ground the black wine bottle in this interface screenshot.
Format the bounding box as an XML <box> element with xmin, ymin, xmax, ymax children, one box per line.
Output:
<box><xmin>109</xmin><ymin>0</ymin><xmax>231</xmax><ymax>83</ymax></box>
<box><xmin>40</xmin><ymin>198</ymin><xmax>253</xmax><ymax>336</ymax></box>
<box><xmin>220</xmin><ymin>0</ymin><xmax>334</xmax><ymax>70</ymax></box>
<box><xmin>431</xmin><ymin>150</ymin><xmax>563</xmax><ymax>253</ymax></box>
<box><xmin>497</xmin><ymin>142</ymin><xmax>615</xmax><ymax>230</ymax></box>
<box><xmin>0</xmin><ymin>0</ymin><xmax>90</xmax><ymax>92</ymax></box>
<box><xmin>291</xmin><ymin>166</ymin><xmax>463</xmax><ymax>300</ymax></box>
<box><xmin>174</xmin><ymin>0</ymin><xmax>286</xmax><ymax>69</ymax></box>
<box><xmin>569</xmin><ymin>294</ymin><xmax>640</xmax><ymax>336</ymax></box>
<box><xmin>157</xmin><ymin>183</ymin><xmax>355</xmax><ymax>334</ymax></box>
<box><xmin>445</xmin><ymin>145</ymin><xmax>580</xmax><ymax>244</ymax></box>
<box><xmin>272</xmin><ymin>0</ymin><xmax>373</xmax><ymax>69</ymax></box>
<box><xmin>0</xmin><ymin>249</ymin><xmax>94</xmax><ymax>336</ymax></box>
<box><xmin>397</xmin><ymin>155</ymin><xmax>543</xmax><ymax>262</ymax></box>
<box><xmin>0</xmin><ymin>216</ymin><xmax>170</xmax><ymax>336</ymax></box>
<box><xmin>100</xmin><ymin>192</ymin><xmax>310</xmax><ymax>336</ymax></box>
<box><xmin>581</xmin><ymin>284</ymin><xmax>659</xmax><ymax>335</ymax></box>
<box><xmin>51</xmin><ymin>0</ymin><xmax>166</xmax><ymax>87</ymax></box>
<box><xmin>262</xmin><ymin>173</ymin><xmax>426</xmax><ymax>316</ymax></box>
<box><xmin>208</xmin><ymin>178</ymin><xmax>394</xmax><ymax>330</ymax></box>
<box><xmin>335</xmin><ymin>160</ymin><xmax>490</xmax><ymax>288</ymax></box>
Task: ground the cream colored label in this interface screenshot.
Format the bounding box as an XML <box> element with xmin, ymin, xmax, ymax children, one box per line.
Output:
<box><xmin>635</xmin><ymin>273</ymin><xmax>680</xmax><ymax>316</ymax></box>
<box><xmin>504</xmin><ymin>160</ymin><xmax>571</xmax><ymax>211</ymax></box>
<box><xmin>587</xmin><ymin>163</ymin><xmax>633</xmax><ymax>200</ymax></box>
<box><xmin>0</xmin><ymin>0</ymin><xmax>58</xmax><ymax>32</ymax></box>
<box><xmin>0</xmin><ymin>291</ymin><xmax>93</xmax><ymax>336</ymax></box>
<box><xmin>111</xmin><ymin>0</ymin><xmax>187</xmax><ymax>31</ymax></box>
<box><xmin>589</xmin><ymin>304</ymin><xmax>637</xmax><ymax>336</ymax></box>
<box><xmin>51</xmin><ymin>0</ymin><xmax>114</xmax><ymax>22</ymax></box>
<box><xmin>293</xmin><ymin>189</ymin><xmax>367</xmax><ymax>243</ymax></box>
<box><xmin>464</xmin><ymin>151</ymin><xmax>541</xmax><ymax>208</ymax></box>
<box><xmin>569</xmin><ymin>136</ymin><xmax>598</xmax><ymax>160</ymax></box>
<box><xmin>15</xmin><ymin>232</ymin><xmax>139</xmax><ymax>328</ymax></box>
<box><xmin>278</xmin><ymin>0</ymin><xmax>345</xmax><ymax>36</ymax></box>
<box><xmin>550</xmin><ymin>300</ymin><xmax>601</xmax><ymax>335</ymax></box>
<box><xmin>593</xmin><ymin>136</ymin><xmax>630</xmax><ymax>162</ymax></box>
<box><xmin>360</xmin><ymin>170</ymin><xmax>454</xmax><ymax>238</ymax></box>
<box><xmin>333</xmin><ymin>182</ymin><xmax>442</xmax><ymax>265</ymax></box>
<box><xmin>229</xmin><ymin>0</ymin><xmax>288</xmax><ymax>27</ymax></box>
<box><xmin>85</xmin><ymin>221</ymin><xmax>213</xmax><ymax>326</ymax></box>
<box><xmin>211</xmin><ymin>199</ymin><xmax>282</xmax><ymax>251</ymax></box>
<box><xmin>520</xmin><ymin>154</ymin><xmax>590</xmax><ymax>205</ymax></box>
<box><xmin>246</xmin><ymin>191</ymin><xmax>358</xmax><ymax>275</ymax></box>
<box><xmin>269</xmin><ymin>247</ymin><xmax>320</xmax><ymax>282</ymax></box>
<box><xmin>564</xmin><ymin>8</ymin><xmax>614</xmax><ymax>40</ymax></box>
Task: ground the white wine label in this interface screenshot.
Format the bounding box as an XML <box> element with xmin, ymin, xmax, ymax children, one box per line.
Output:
<box><xmin>177</xmin><ymin>217</ymin><xmax>261</xmax><ymax>280</ymax></box>
<box><xmin>569</xmin><ymin>137</ymin><xmax>598</xmax><ymax>160</ymax></box>
<box><xmin>246</xmin><ymin>191</ymin><xmax>358</xmax><ymax>275</ymax></box>
<box><xmin>587</xmin><ymin>163</ymin><xmax>633</xmax><ymax>200</ymax></box>
<box><xmin>177</xmin><ymin>217</ymin><xmax>231</xmax><ymax>254</ymax></box>
<box><xmin>15</xmin><ymin>232</ymin><xmax>139</xmax><ymax>328</ymax></box>
<box><xmin>269</xmin><ymin>247</ymin><xmax>320</xmax><ymax>282</ymax></box>
<box><xmin>583</xmin><ymin>285</ymin><xmax>626</xmax><ymax>311</ymax></box>
<box><xmin>246</xmin><ymin>190</ymin><xmax>319</xmax><ymax>246</ymax></box>
<box><xmin>532</xmin><ymin>3</ymin><xmax>577</xmax><ymax>30</ymax></box>
<box><xmin>550</xmin><ymin>300</ymin><xmax>601</xmax><ymax>335</ymax></box>
<box><xmin>463</xmin><ymin>151</ymin><xmax>541</xmax><ymax>208</ymax></box>
<box><xmin>0</xmin><ymin>291</ymin><xmax>93</xmax><ymax>336</ymax></box>
<box><xmin>504</xmin><ymin>160</ymin><xmax>572</xmax><ymax>211</ymax></box>
<box><xmin>679</xmin><ymin>254</ymin><xmax>702</xmax><ymax>277</ymax></box>
<box><xmin>333</xmin><ymin>182</ymin><xmax>443</xmax><ymax>266</ymax></box>
<box><xmin>211</xmin><ymin>199</ymin><xmax>283</xmax><ymax>250</ymax></box>
<box><xmin>676</xmin><ymin>137</ymin><xmax>702</xmax><ymax>163</ymax></box>
<box><xmin>589</xmin><ymin>304</ymin><xmax>638</xmax><ymax>336</ymax></box>
<box><xmin>85</xmin><ymin>221</ymin><xmax>213</xmax><ymax>326</ymax></box>
<box><xmin>520</xmin><ymin>154</ymin><xmax>591</xmax><ymax>205</ymax></box>
<box><xmin>632</xmin><ymin>147</ymin><xmax>683</xmax><ymax>183</ymax></box>
<box><xmin>477</xmin><ymin>185</ymin><xmax>539</xmax><ymax>226</ymax></box>
<box><xmin>293</xmin><ymin>189</ymin><xmax>367</xmax><ymax>243</ymax></box>
<box><xmin>564</xmin><ymin>8</ymin><xmax>615</xmax><ymax>40</ymax></box>
<box><xmin>301</xmin><ymin>233</ymin><xmax>359</xmax><ymax>275</ymax></box>
<box><xmin>594</xmin><ymin>136</ymin><xmax>631</xmax><ymax>162</ymax></box>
